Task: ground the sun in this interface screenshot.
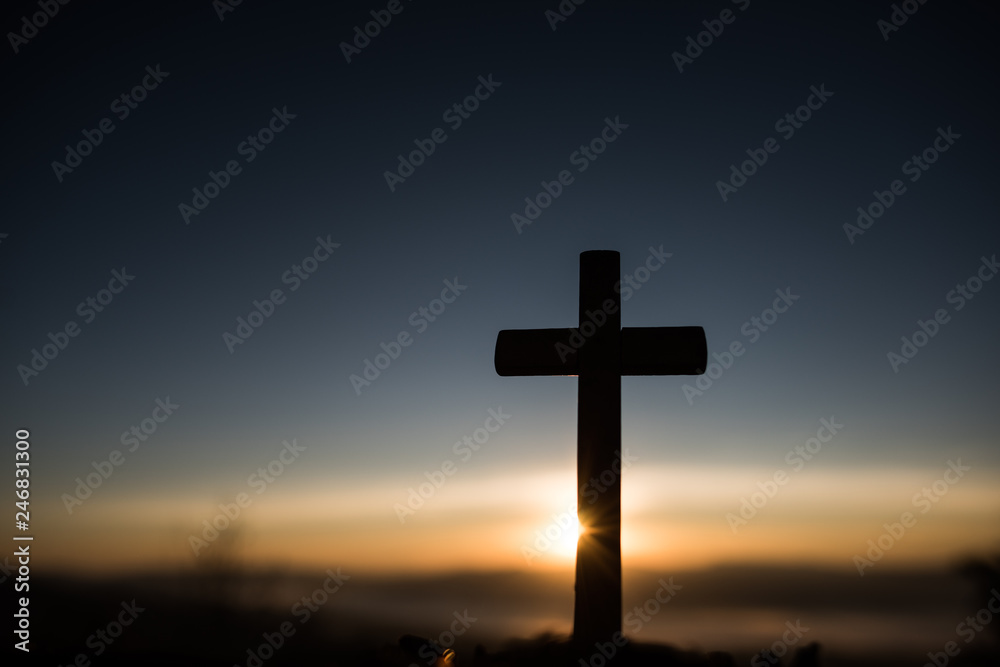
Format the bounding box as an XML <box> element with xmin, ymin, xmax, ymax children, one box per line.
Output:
<box><xmin>551</xmin><ymin>510</ymin><xmax>584</xmax><ymax>560</ymax></box>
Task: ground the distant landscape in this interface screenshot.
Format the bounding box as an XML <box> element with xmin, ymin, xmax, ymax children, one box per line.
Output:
<box><xmin>20</xmin><ymin>559</ymin><xmax>1000</xmax><ymax>666</ymax></box>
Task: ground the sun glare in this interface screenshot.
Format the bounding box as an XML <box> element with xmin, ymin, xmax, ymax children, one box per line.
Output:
<box><xmin>551</xmin><ymin>510</ymin><xmax>582</xmax><ymax>560</ymax></box>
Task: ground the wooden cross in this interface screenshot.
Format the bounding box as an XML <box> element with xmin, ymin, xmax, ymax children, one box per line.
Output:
<box><xmin>494</xmin><ymin>250</ymin><xmax>706</xmax><ymax>650</ymax></box>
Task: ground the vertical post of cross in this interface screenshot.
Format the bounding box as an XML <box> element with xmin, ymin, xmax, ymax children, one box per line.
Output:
<box><xmin>573</xmin><ymin>250</ymin><xmax>622</xmax><ymax>651</ymax></box>
<box><xmin>494</xmin><ymin>248</ymin><xmax>707</xmax><ymax>657</ymax></box>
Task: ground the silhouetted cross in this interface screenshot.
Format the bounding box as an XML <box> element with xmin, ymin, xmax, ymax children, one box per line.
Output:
<box><xmin>494</xmin><ymin>250</ymin><xmax>706</xmax><ymax>651</ymax></box>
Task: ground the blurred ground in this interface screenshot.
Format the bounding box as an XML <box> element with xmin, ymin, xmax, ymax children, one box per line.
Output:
<box><xmin>9</xmin><ymin>560</ymin><xmax>1000</xmax><ymax>666</ymax></box>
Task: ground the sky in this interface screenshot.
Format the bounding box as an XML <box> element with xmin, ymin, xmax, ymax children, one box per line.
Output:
<box><xmin>2</xmin><ymin>0</ymin><xmax>1000</xmax><ymax>660</ymax></box>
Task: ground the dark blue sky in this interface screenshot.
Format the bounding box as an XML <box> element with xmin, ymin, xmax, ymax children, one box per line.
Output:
<box><xmin>1</xmin><ymin>0</ymin><xmax>998</xmax><ymax>577</ymax></box>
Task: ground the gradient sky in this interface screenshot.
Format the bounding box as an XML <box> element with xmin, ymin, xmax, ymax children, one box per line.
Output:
<box><xmin>2</xmin><ymin>0</ymin><xmax>999</xmax><ymax>584</ymax></box>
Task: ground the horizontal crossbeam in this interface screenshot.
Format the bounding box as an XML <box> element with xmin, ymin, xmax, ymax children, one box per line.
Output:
<box><xmin>495</xmin><ymin>328</ymin><xmax>578</xmax><ymax>376</ymax></box>
<box><xmin>621</xmin><ymin>326</ymin><xmax>707</xmax><ymax>375</ymax></box>
<box><xmin>494</xmin><ymin>326</ymin><xmax>707</xmax><ymax>377</ymax></box>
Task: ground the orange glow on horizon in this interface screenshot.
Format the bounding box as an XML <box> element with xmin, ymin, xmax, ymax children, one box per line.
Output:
<box><xmin>32</xmin><ymin>463</ymin><xmax>1000</xmax><ymax>576</ymax></box>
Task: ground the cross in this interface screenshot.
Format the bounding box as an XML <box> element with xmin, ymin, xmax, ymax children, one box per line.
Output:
<box><xmin>494</xmin><ymin>250</ymin><xmax>706</xmax><ymax>652</ymax></box>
